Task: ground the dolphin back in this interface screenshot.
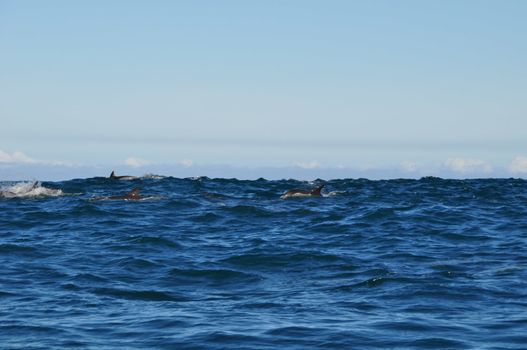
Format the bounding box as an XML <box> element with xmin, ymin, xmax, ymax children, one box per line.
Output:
<box><xmin>311</xmin><ymin>185</ymin><xmax>324</xmax><ymax>196</ymax></box>
<box><xmin>129</xmin><ymin>188</ymin><xmax>141</xmax><ymax>197</ymax></box>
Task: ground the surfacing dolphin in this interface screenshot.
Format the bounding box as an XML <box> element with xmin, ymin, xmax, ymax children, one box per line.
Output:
<box><xmin>93</xmin><ymin>188</ymin><xmax>143</xmax><ymax>201</ymax></box>
<box><xmin>109</xmin><ymin>170</ymin><xmax>138</xmax><ymax>181</ymax></box>
<box><xmin>281</xmin><ymin>184</ymin><xmax>325</xmax><ymax>199</ymax></box>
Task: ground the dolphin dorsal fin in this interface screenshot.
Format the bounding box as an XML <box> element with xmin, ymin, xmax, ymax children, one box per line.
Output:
<box><xmin>311</xmin><ymin>185</ymin><xmax>324</xmax><ymax>196</ymax></box>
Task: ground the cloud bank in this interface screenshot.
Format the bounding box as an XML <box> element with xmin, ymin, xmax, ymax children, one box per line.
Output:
<box><xmin>124</xmin><ymin>157</ymin><xmax>150</xmax><ymax>168</ymax></box>
<box><xmin>509</xmin><ymin>156</ymin><xmax>527</xmax><ymax>174</ymax></box>
<box><xmin>3</xmin><ymin>150</ymin><xmax>527</xmax><ymax>181</ymax></box>
<box><xmin>293</xmin><ymin>161</ymin><xmax>322</xmax><ymax>169</ymax></box>
<box><xmin>443</xmin><ymin>158</ymin><xmax>493</xmax><ymax>174</ymax></box>
<box><xmin>179</xmin><ymin>159</ymin><xmax>194</xmax><ymax>168</ymax></box>
<box><xmin>0</xmin><ymin>150</ymin><xmax>36</xmax><ymax>164</ymax></box>
<box><xmin>0</xmin><ymin>150</ymin><xmax>74</xmax><ymax>166</ymax></box>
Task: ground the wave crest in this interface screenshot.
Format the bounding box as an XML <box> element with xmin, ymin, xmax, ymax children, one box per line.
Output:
<box><xmin>0</xmin><ymin>181</ymin><xmax>63</xmax><ymax>198</ymax></box>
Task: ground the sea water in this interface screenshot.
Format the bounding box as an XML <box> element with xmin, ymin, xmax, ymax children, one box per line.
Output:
<box><xmin>1</xmin><ymin>177</ymin><xmax>526</xmax><ymax>349</ymax></box>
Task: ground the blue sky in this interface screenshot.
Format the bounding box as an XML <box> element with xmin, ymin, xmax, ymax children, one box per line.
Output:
<box><xmin>1</xmin><ymin>0</ymin><xmax>527</xmax><ymax>180</ymax></box>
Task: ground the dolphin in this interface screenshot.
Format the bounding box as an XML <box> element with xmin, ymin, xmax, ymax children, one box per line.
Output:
<box><xmin>110</xmin><ymin>188</ymin><xmax>142</xmax><ymax>200</ymax></box>
<box><xmin>93</xmin><ymin>188</ymin><xmax>143</xmax><ymax>201</ymax></box>
<box><xmin>281</xmin><ymin>184</ymin><xmax>324</xmax><ymax>199</ymax></box>
<box><xmin>109</xmin><ymin>170</ymin><xmax>138</xmax><ymax>180</ymax></box>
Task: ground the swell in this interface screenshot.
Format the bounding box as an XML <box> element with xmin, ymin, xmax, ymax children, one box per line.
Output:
<box><xmin>1</xmin><ymin>177</ymin><xmax>526</xmax><ymax>350</ymax></box>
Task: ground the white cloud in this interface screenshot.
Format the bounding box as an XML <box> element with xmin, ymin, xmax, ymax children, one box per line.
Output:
<box><xmin>0</xmin><ymin>150</ymin><xmax>36</xmax><ymax>164</ymax></box>
<box><xmin>400</xmin><ymin>161</ymin><xmax>418</xmax><ymax>172</ymax></box>
<box><xmin>444</xmin><ymin>157</ymin><xmax>492</xmax><ymax>174</ymax></box>
<box><xmin>293</xmin><ymin>161</ymin><xmax>321</xmax><ymax>169</ymax></box>
<box><xmin>124</xmin><ymin>157</ymin><xmax>150</xmax><ymax>168</ymax></box>
<box><xmin>179</xmin><ymin>159</ymin><xmax>194</xmax><ymax>167</ymax></box>
<box><xmin>0</xmin><ymin>150</ymin><xmax>78</xmax><ymax>168</ymax></box>
<box><xmin>508</xmin><ymin>156</ymin><xmax>527</xmax><ymax>174</ymax></box>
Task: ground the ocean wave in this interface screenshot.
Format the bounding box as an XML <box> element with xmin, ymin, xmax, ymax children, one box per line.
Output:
<box><xmin>1</xmin><ymin>177</ymin><xmax>527</xmax><ymax>350</ymax></box>
<box><xmin>141</xmin><ymin>173</ymin><xmax>166</xmax><ymax>180</ymax></box>
<box><xmin>91</xmin><ymin>287</ymin><xmax>187</xmax><ymax>302</ymax></box>
<box><xmin>168</xmin><ymin>268</ymin><xmax>262</xmax><ymax>286</ymax></box>
<box><xmin>325</xmin><ymin>190</ymin><xmax>346</xmax><ymax>197</ymax></box>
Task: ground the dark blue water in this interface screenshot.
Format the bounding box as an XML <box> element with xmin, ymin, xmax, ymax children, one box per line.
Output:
<box><xmin>1</xmin><ymin>177</ymin><xmax>526</xmax><ymax>349</ymax></box>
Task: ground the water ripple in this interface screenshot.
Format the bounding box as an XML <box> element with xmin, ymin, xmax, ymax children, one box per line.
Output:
<box><xmin>1</xmin><ymin>177</ymin><xmax>526</xmax><ymax>349</ymax></box>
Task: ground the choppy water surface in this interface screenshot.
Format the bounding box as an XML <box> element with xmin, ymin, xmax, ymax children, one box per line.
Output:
<box><xmin>1</xmin><ymin>177</ymin><xmax>526</xmax><ymax>349</ymax></box>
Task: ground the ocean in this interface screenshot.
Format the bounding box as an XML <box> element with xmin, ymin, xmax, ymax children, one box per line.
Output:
<box><xmin>1</xmin><ymin>176</ymin><xmax>526</xmax><ymax>349</ymax></box>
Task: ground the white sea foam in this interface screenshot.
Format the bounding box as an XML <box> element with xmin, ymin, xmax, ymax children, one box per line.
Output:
<box><xmin>326</xmin><ymin>190</ymin><xmax>345</xmax><ymax>197</ymax></box>
<box><xmin>142</xmin><ymin>173</ymin><xmax>165</xmax><ymax>180</ymax></box>
<box><xmin>0</xmin><ymin>181</ymin><xmax>63</xmax><ymax>198</ymax></box>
